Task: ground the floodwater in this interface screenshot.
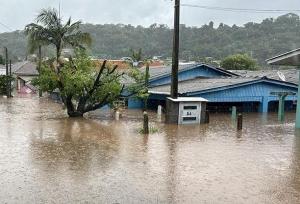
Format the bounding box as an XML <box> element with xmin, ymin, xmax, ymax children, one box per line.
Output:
<box><xmin>0</xmin><ymin>96</ymin><xmax>300</xmax><ymax>204</ymax></box>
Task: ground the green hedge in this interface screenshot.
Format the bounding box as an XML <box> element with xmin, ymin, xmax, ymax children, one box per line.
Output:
<box><xmin>0</xmin><ymin>75</ymin><xmax>13</xmax><ymax>95</ymax></box>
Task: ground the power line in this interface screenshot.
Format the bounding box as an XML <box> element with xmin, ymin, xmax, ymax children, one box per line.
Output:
<box><xmin>181</xmin><ymin>4</ymin><xmax>300</xmax><ymax>14</ymax></box>
<box><xmin>0</xmin><ymin>22</ymin><xmax>13</xmax><ymax>31</ymax></box>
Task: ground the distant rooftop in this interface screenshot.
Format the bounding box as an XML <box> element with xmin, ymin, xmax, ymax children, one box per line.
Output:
<box><xmin>266</xmin><ymin>48</ymin><xmax>300</xmax><ymax>66</ymax></box>
<box><xmin>230</xmin><ymin>69</ymin><xmax>299</xmax><ymax>84</ymax></box>
<box><xmin>13</xmin><ymin>61</ymin><xmax>38</xmax><ymax>76</ymax></box>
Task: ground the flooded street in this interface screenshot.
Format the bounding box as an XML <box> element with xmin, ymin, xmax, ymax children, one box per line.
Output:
<box><xmin>0</xmin><ymin>96</ymin><xmax>300</xmax><ymax>203</ymax></box>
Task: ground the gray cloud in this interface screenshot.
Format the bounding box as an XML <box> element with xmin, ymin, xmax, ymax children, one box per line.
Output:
<box><xmin>0</xmin><ymin>0</ymin><xmax>299</xmax><ymax>33</ymax></box>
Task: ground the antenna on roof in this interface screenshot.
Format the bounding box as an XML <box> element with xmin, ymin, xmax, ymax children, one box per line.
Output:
<box><xmin>277</xmin><ymin>71</ymin><xmax>286</xmax><ymax>81</ymax></box>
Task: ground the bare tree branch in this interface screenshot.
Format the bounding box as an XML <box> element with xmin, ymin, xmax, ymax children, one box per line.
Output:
<box><xmin>109</xmin><ymin>65</ymin><xmax>118</xmax><ymax>74</ymax></box>
<box><xmin>84</xmin><ymin>93</ymin><xmax>111</xmax><ymax>113</ymax></box>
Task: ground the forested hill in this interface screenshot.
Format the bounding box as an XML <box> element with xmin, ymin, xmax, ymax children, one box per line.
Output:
<box><xmin>1</xmin><ymin>13</ymin><xmax>300</xmax><ymax>66</ymax></box>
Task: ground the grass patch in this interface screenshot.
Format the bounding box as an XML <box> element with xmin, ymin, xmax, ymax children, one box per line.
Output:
<box><xmin>138</xmin><ymin>126</ymin><xmax>160</xmax><ymax>134</ymax></box>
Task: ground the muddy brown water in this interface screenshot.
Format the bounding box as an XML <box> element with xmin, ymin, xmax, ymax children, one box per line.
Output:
<box><xmin>0</xmin><ymin>96</ymin><xmax>300</xmax><ymax>203</ymax></box>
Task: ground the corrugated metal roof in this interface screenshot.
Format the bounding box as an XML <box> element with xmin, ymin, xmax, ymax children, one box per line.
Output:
<box><xmin>149</xmin><ymin>77</ymin><xmax>257</xmax><ymax>94</ymax></box>
<box><xmin>266</xmin><ymin>48</ymin><xmax>300</xmax><ymax>66</ymax></box>
<box><xmin>13</xmin><ymin>61</ymin><xmax>38</xmax><ymax>76</ymax></box>
<box><xmin>140</xmin><ymin>63</ymin><xmax>238</xmax><ymax>80</ymax></box>
<box><xmin>140</xmin><ymin>64</ymin><xmax>192</xmax><ymax>79</ymax></box>
<box><xmin>230</xmin><ymin>69</ymin><xmax>299</xmax><ymax>84</ymax></box>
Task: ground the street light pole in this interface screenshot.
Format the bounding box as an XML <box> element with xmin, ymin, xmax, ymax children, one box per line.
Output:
<box><xmin>171</xmin><ymin>0</ymin><xmax>180</xmax><ymax>99</ymax></box>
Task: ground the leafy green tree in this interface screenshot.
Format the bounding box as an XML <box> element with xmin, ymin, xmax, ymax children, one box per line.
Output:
<box><xmin>25</xmin><ymin>8</ymin><xmax>117</xmax><ymax>117</ymax></box>
<box><xmin>33</xmin><ymin>50</ymin><xmax>124</xmax><ymax>117</ymax></box>
<box><xmin>0</xmin><ymin>75</ymin><xmax>13</xmax><ymax>95</ymax></box>
<box><xmin>25</xmin><ymin>8</ymin><xmax>91</xmax><ymax>61</ymax></box>
<box><xmin>221</xmin><ymin>54</ymin><xmax>257</xmax><ymax>70</ymax></box>
<box><xmin>127</xmin><ymin>62</ymin><xmax>150</xmax><ymax>110</ymax></box>
<box><xmin>130</xmin><ymin>48</ymin><xmax>143</xmax><ymax>62</ymax></box>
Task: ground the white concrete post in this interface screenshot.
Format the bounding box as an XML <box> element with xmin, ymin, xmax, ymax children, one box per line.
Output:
<box><xmin>157</xmin><ymin>105</ymin><xmax>162</xmax><ymax>116</ymax></box>
<box><xmin>157</xmin><ymin>105</ymin><xmax>162</xmax><ymax>122</ymax></box>
<box><xmin>115</xmin><ymin>111</ymin><xmax>120</xmax><ymax>121</ymax></box>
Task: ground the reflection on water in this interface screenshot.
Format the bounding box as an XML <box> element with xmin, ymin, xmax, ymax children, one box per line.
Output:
<box><xmin>0</xmin><ymin>96</ymin><xmax>300</xmax><ymax>203</ymax></box>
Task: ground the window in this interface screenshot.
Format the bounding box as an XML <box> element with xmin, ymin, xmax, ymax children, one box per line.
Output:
<box><xmin>183</xmin><ymin>117</ymin><xmax>197</xmax><ymax>121</ymax></box>
<box><xmin>183</xmin><ymin>106</ymin><xmax>197</xmax><ymax>110</ymax></box>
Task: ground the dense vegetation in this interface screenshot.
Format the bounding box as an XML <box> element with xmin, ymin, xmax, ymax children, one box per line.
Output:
<box><xmin>28</xmin><ymin>8</ymin><xmax>123</xmax><ymax>117</ymax></box>
<box><xmin>221</xmin><ymin>54</ymin><xmax>257</xmax><ymax>70</ymax></box>
<box><xmin>1</xmin><ymin>13</ymin><xmax>300</xmax><ymax>67</ymax></box>
<box><xmin>0</xmin><ymin>75</ymin><xmax>13</xmax><ymax>95</ymax></box>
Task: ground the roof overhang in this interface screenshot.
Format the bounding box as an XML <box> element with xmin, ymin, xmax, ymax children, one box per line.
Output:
<box><xmin>167</xmin><ymin>97</ymin><xmax>208</xmax><ymax>102</ymax></box>
<box><xmin>266</xmin><ymin>48</ymin><xmax>300</xmax><ymax>66</ymax></box>
<box><xmin>148</xmin><ymin>90</ymin><xmax>170</xmax><ymax>95</ymax></box>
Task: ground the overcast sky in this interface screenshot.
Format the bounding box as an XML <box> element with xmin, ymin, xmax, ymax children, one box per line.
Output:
<box><xmin>0</xmin><ymin>0</ymin><xmax>299</xmax><ymax>33</ymax></box>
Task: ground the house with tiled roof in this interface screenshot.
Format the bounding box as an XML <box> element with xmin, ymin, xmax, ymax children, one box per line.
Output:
<box><xmin>12</xmin><ymin>61</ymin><xmax>38</xmax><ymax>94</ymax></box>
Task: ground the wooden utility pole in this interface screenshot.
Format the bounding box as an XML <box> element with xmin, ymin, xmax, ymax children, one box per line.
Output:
<box><xmin>165</xmin><ymin>0</ymin><xmax>181</xmax><ymax>124</ymax></box>
<box><xmin>9</xmin><ymin>60</ymin><xmax>12</xmax><ymax>97</ymax></box>
<box><xmin>4</xmin><ymin>47</ymin><xmax>8</xmax><ymax>75</ymax></box>
<box><xmin>144</xmin><ymin>62</ymin><xmax>150</xmax><ymax>110</ymax></box>
<box><xmin>38</xmin><ymin>45</ymin><xmax>43</xmax><ymax>97</ymax></box>
<box><xmin>171</xmin><ymin>0</ymin><xmax>180</xmax><ymax>99</ymax></box>
<box><xmin>4</xmin><ymin>47</ymin><xmax>9</xmax><ymax>97</ymax></box>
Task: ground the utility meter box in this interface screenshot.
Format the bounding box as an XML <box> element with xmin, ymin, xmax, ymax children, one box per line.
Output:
<box><xmin>166</xmin><ymin>97</ymin><xmax>208</xmax><ymax>125</ymax></box>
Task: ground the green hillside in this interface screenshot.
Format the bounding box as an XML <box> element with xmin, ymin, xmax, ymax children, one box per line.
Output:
<box><xmin>1</xmin><ymin>13</ymin><xmax>300</xmax><ymax>67</ymax></box>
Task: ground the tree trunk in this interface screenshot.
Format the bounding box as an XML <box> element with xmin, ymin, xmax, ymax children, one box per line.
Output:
<box><xmin>67</xmin><ymin>111</ymin><xmax>84</xmax><ymax>117</ymax></box>
<box><xmin>65</xmin><ymin>95</ymin><xmax>84</xmax><ymax>117</ymax></box>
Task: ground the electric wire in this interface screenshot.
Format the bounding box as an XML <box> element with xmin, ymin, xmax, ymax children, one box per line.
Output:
<box><xmin>0</xmin><ymin>22</ymin><xmax>13</xmax><ymax>31</ymax></box>
<box><xmin>181</xmin><ymin>4</ymin><xmax>300</xmax><ymax>14</ymax></box>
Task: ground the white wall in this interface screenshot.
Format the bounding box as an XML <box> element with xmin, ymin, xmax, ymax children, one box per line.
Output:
<box><xmin>0</xmin><ymin>69</ymin><xmax>6</xmax><ymax>75</ymax></box>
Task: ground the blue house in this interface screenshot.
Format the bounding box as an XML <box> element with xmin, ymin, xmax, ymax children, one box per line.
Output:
<box><xmin>126</xmin><ymin>63</ymin><xmax>299</xmax><ymax>113</ymax></box>
<box><xmin>148</xmin><ymin>77</ymin><xmax>298</xmax><ymax>112</ymax></box>
<box><xmin>128</xmin><ymin>63</ymin><xmax>238</xmax><ymax>108</ymax></box>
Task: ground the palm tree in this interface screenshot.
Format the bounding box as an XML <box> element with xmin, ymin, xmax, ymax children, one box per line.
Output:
<box><xmin>25</xmin><ymin>8</ymin><xmax>92</xmax><ymax>64</ymax></box>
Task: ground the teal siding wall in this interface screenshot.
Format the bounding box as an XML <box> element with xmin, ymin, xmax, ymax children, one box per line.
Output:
<box><xmin>187</xmin><ymin>81</ymin><xmax>297</xmax><ymax>112</ymax></box>
<box><xmin>128</xmin><ymin>98</ymin><xmax>144</xmax><ymax>109</ymax></box>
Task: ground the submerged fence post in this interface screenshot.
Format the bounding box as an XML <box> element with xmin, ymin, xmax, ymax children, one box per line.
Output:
<box><xmin>278</xmin><ymin>94</ymin><xmax>287</xmax><ymax>122</ymax></box>
<box><xmin>157</xmin><ymin>105</ymin><xmax>162</xmax><ymax>121</ymax></box>
<box><xmin>231</xmin><ymin>106</ymin><xmax>237</xmax><ymax>120</ymax></box>
<box><xmin>143</xmin><ymin>111</ymin><xmax>149</xmax><ymax>134</ymax></box>
<box><xmin>205</xmin><ymin>110</ymin><xmax>210</xmax><ymax>123</ymax></box>
<box><xmin>115</xmin><ymin>111</ymin><xmax>120</xmax><ymax>121</ymax></box>
<box><xmin>237</xmin><ymin>113</ymin><xmax>243</xmax><ymax>130</ymax></box>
